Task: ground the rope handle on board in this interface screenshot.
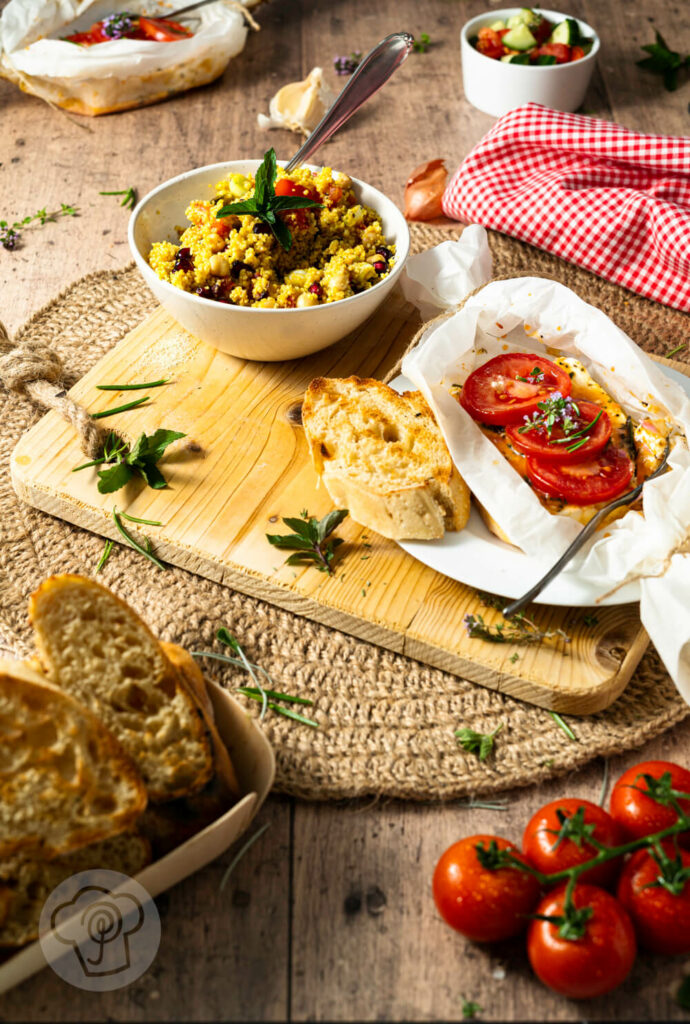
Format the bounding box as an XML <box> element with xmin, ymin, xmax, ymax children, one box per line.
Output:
<box><xmin>0</xmin><ymin>319</ymin><xmax>110</xmax><ymax>459</ymax></box>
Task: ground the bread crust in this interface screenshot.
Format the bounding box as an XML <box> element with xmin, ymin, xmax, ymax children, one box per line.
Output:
<box><xmin>302</xmin><ymin>376</ymin><xmax>470</xmax><ymax>541</ymax></box>
<box><xmin>0</xmin><ymin>660</ymin><xmax>147</xmax><ymax>861</ymax></box>
<box><xmin>29</xmin><ymin>575</ymin><xmax>214</xmax><ymax>804</ymax></box>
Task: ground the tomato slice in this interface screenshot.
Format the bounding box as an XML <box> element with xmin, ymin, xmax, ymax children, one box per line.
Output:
<box><xmin>137</xmin><ymin>16</ymin><xmax>192</xmax><ymax>41</ymax></box>
<box><xmin>65</xmin><ymin>22</ymin><xmax>110</xmax><ymax>44</ymax></box>
<box><xmin>534</xmin><ymin>42</ymin><xmax>572</xmax><ymax>63</ymax></box>
<box><xmin>506</xmin><ymin>400</ymin><xmax>611</xmax><ymax>463</ymax></box>
<box><xmin>527</xmin><ymin>445</ymin><xmax>634</xmax><ymax>505</ymax></box>
<box><xmin>274</xmin><ymin>177</ymin><xmax>319</xmax><ymax>202</ymax></box>
<box><xmin>459</xmin><ymin>354</ymin><xmax>572</xmax><ymax>426</ymax></box>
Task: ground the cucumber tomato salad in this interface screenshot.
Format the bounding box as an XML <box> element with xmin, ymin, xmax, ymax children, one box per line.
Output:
<box><xmin>471</xmin><ymin>7</ymin><xmax>594</xmax><ymax>66</ymax></box>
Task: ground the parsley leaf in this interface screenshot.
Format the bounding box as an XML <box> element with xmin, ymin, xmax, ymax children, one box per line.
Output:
<box><xmin>455</xmin><ymin>723</ymin><xmax>503</xmax><ymax>761</ymax></box>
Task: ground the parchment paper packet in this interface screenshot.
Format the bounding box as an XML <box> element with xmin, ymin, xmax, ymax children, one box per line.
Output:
<box><xmin>400</xmin><ymin>230</ymin><xmax>690</xmax><ymax>701</ymax></box>
<box><xmin>0</xmin><ymin>0</ymin><xmax>256</xmax><ymax>116</ymax></box>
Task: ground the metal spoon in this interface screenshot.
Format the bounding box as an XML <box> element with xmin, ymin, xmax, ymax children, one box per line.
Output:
<box><xmin>285</xmin><ymin>32</ymin><xmax>415</xmax><ymax>172</ymax></box>
<box><xmin>153</xmin><ymin>0</ymin><xmax>226</xmax><ymax>21</ymax></box>
<box><xmin>501</xmin><ymin>438</ymin><xmax>673</xmax><ymax>618</ymax></box>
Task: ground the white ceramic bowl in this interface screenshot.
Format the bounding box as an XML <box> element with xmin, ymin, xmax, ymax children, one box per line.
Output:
<box><xmin>461</xmin><ymin>8</ymin><xmax>599</xmax><ymax>118</ymax></box>
<box><xmin>129</xmin><ymin>160</ymin><xmax>410</xmax><ymax>362</ymax></box>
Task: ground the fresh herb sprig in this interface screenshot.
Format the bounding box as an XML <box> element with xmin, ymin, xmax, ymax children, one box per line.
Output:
<box><xmin>464</xmin><ymin>611</ymin><xmax>570</xmax><ymax>646</ymax></box>
<box><xmin>455</xmin><ymin>723</ymin><xmax>504</xmax><ymax>762</ymax></box>
<box><xmin>91</xmin><ymin>395</ymin><xmax>151</xmax><ymax>419</ymax></box>
<box><xmin>100</xmin><ymin>186</ymin><xmax>137</xmax><ymax>210</ymax></box>
<box><xmin>216</xmin><ymin>149</ymin><xmax>322</xmax><ymax>252</ymax></box>
<box><xmin>461</xmin><ymin>1000</ymin><xmax>482</xmax><ymax>1021</ymax></box>
<box><xmin>413</xmin><ymin>32</ymin><xmax>432</xmax><ymax>53</ymax></box>
<box><xmin>192</xmin><ymin>628</ymin><xmax>320</xmax><ymax>728</ymax></box>
<box><xmin>112</xmin><ymin>507</ymin><xmax>167</xmax><ymax>570</ymax></box>
<box><xmin>334</xmin><ymin>52</ymin><xmax>362</xmax><ymax>75</ymax></box>
<box><xmin>0</xmin><ymin>203</ymin><xmax>78</xmax><ymax>251</ymax></box>
<box><xmin>637</xmin><ymin>30</ymin><xmax>690</xmax><ymax>92</ymax></box>
<box><xmin>518</xmin><ymin>391</ymin><xmax>581</xmax><ymax>438</ymax></box>
<box><xmin>267</xmin><ymin>508</ymin><xmax>349</xmax><ymax>575</ymax></box>
<box><xmin>72</xmin><ymin>428</ymin><xmax>185</xmax><ymax>493</ymax></box>
<box><xmin>97</xmin><ymin>378</ymin><xmax>169</xmax><ymax>391</ymax></box>
<box><xmin>549</xmin><ymin>711</ymin><xmax>577</xmax><ymax>741</ymax></box>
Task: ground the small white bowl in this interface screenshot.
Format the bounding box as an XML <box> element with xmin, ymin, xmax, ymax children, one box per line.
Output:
<box><xmin>129</xmin><ymin>160</ymin><xmax>410</xmax><ymax>362</ymax></box>
<box><xmin>460</xmin><ymin>8</ymin><xmax>599</xmax><ymax>118</ymax></box>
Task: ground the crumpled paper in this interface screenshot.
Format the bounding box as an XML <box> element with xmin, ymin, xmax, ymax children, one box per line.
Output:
<box><xmin>400</xmin><ymin>227</ymin><xmax>690</xmax><ymax>702</ymax></box>
<box><xmin>0</xmin><ymin>0</ymin><xmax>252</xmax><ymax>115</ymax></box>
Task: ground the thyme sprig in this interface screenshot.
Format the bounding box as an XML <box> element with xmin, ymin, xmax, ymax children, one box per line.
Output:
<box><xmin>1</xmin><ymin>203</ymin><xmax>78</xmax><ymax>251</ymax></box>
<box><xmin>464</xmin><ymin>611</ymin><xmax>570</xmax><ymax>646</ymax></box>
<box><xmin>518</xmin><ymin>391</ymin><xmax>581</xmax><ymax>438</ymax></box>
<box><xmin>216</xmin><ymin>148</ymin><xmax>322</xmax><ymax>252</ymax></box>
<box><xmin>267</xmin><ymin>508</ymin><xmax>349</xmax><ymax>575</ymax></box>
<box><xmin>72</xmin><ymin>428</ymin><xmax>185</xmax><ymax>494</ymax></box>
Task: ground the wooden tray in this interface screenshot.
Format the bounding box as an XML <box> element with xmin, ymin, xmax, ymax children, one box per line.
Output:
<box><xmin>12</xmin><ymin>288</ymin><xmax>667</xmax><ymax>714</ymax></box>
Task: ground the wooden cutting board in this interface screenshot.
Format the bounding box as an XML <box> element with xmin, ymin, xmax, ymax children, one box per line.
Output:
<box><xmin>13</xmin><ymin>287</ymin><xmax>674</xmax><ymax>715</ymax></box>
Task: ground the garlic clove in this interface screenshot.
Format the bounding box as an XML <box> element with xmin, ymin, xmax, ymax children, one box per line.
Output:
<box><xmin>257</xmin><ymin>67</ymin><xmax>335</xmax><ymax>137</ymax></box>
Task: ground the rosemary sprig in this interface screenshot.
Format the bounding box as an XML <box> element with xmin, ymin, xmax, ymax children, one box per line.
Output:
<box><xmin>240</xmin><ymin>692</ymin><xmax>319</xmax><ymax>728</ymax></box>
<box><xmin>666</xmin><ymin>343</ymin><xmax>687</xmax><ymax>358</ymax></box>
<box><xmin>455</xmin><ymin>723</ymin><xmax>503</xmax><ymax>761</ymax></box>
<box><xmin>100</xmin><ymin>186</ymin><xmax>137</xmax><ymax>210</ymax></box>
<box><xmin>217</xmin><ymin>627</ymin><xmax>267</xmax><ymax>719</ymax></box>
<box><xmin>118</xmin><ymin>511</ymin><xmax>163</xmax><ymax>526</ymax></box>
<box><xmin>96</xmin><ymin>379</ymin><xmax>169</xmax><ymax>391</ymax></box>
<box><xmin>237</xmin><ymin>686</ymin><xmax>313</xmax><ymax>706</ymax></box>
<box><xmin>549</xmin><ymin>711</ymin><xmax>577</xmax><ymax>741</ymax></box>
<box><xmin>266</xmin><ymin>508</ymin><xmax>349</xmax><ymax>575</ymax></box>
<box><xmin>464</xmin><ymin>611</ymin><xmax>570</xmax><ymax>646</ymax></box>
<box><xmin>95</xmin><ymin>539</ymin><xmax>113</xmax><ymax>574</ymax></box>
<box><xmin>112</xmin><ymin>507</ymin><xmax>167</xmax><ymax>570</ymax></box>
<box><xmin>219</xmin><ymin>821</ymin><xmax>271</xmax><ymax>892</ymax></box>
<box><xmin>91</xmin><ymin>395</ymin><xmax>151</xmax><ymax>419</ymax></box>
<box><xmin>0</xmin><ymin>202</ymin><xmax>78</xmax><ymax>251</ymax></box>
<box><xmin>216</xmin><ymin>148</ymin><xmax>322</xmax><ymax>252</ymax></box>
<box><xmin>72</xmin><ymin>428</ymin><xmax>185</xmax><ymax>494</ymax></box>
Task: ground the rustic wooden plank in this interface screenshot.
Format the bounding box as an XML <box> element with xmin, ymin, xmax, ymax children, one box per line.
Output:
<box><xmin>11</xmin><ymin>294</ymin><xmax>665</xmax><ymax>714</ymax></box>
<box><xmin>0</xmin><ymin>799</ymin><xmax>292</xmax><ymax>1022</ymax></box>
<box><xmin>291</xmin><ymin>727</ymin><xmax>690</xmax><ymax>1022</ymax></box>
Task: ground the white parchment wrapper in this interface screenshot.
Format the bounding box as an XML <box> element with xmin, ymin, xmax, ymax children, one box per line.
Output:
<box><xmin>400</xmin><ymin>231</ymin><xmax>690</xmax><ymax>702</ymax></box>
<box><xmin>0</xmin><ymin>0</ymin><xmax>251</xmax><ymax>114</ymax></box>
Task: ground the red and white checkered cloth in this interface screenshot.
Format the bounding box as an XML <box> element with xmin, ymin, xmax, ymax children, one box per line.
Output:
<box><xmin>442</xmin><ymin>104</ymin><xmax>690</xmax><ymax>312</ymax></box>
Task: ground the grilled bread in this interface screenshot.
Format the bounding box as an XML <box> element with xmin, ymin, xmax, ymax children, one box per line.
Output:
<box><xmin>302</xmin><ymin>376</ymin><xmax>470</xmax><ymax>541</ymax></box>
<box><xmin>0</xmin><ymin>833</ymin><xmax>151</xmax><ymax>947</ymax></box>
<box><xmin>29</xmin><ymin>576</ymin><xmax>214</xmax><ymax>804</ymax></box>
<box><xmin>0</xmin><ymin>660</ymin><xmax>146</xmax><ymax>861</ymax></box>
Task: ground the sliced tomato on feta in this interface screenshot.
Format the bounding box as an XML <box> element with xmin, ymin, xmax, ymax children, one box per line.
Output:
<box><xmin>526</xmin><ymin>446</ymin><xmax>635</xmax><ymax>505</ymax></box>
<box><xmin>506</xmin><ymin>400</ymin><xmax>612</xmax><ymax>462</ymax></box>
<box><xmin>459</xmin><ymin>354</ymin><xmax>572</xmax><ymax>425</ymax></box>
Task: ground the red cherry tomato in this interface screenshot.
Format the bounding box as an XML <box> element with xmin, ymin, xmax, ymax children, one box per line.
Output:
<box><xmin>507</xmin><ymin>401</ymin><xmax>611</xmax><ymax>463</ymax></box>
<box><xmin>274</xmin><ymin>177</ymin><xmax>320</xmax><ymax>202</ymax></box>
<box><xmin>527</xmin><ymin>884</ymin><xmax>636</xmax><ymax>999</ymax></box>
<box><xmin>137</xmin><ymin>16</ymin><xmax>192</xmax><ymax>41</ymax></box>
<box><xmin>526</xmin><ymin>445</ymin><xmax>634</xmax><ymax>505</ymax></box>
<box><xmin>459</xmin><ymin>354</ymin><xmax>572</xmax><ymax>426</ymax></box>
<box><xmin>610</xmin><ymin>760</ymin><xmax>690</xmax><ymax>846</ymax></box>
<box><xmin>534</xmin><ymin>42</ymin><xmax>572</xmax><ymax>63</ymax></box>
<box><xmin>432</xmin><ymin>835</ymin><xmax>540</xmax><ymax>942</ymax></box>
<box><xmin>522</xmin><ymin>798</ymin><xmax>624</xmax><ymax>888</ymax></box>
<box><xmin>571</xmin><ymin>45</ymin><xmax>585</xmax><ymax>60</ymax></box>
<box><xmin>476</xmin><ymin>27</ymin><xmax>505</xmax><ymax>60</ymax></box>
<box><xmin>617</xmin><ymin>843</ymin><xmax>690</xmax><ymax>954</ymax></box>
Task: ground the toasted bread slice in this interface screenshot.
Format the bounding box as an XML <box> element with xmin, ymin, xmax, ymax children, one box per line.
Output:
<box><xmin>0</xmin><ymin>833</ymin><xmax>151</xmax><ymax>947</ymax></box>
<box><xmin>161</xmin><ymin>642</ymin><xmax>241</xmax><ymax>800</ymax></box>
<box><xmin>29</xmin><ymin>576</ymin><xmax>214</xmax><ymax>804</ymax></box>
<box><xmin>0</xmin><ymin>660</ymin><xmax>146</xmax><ymax>861</ymax></box>
<box><xmin>302</xmin><ymin>376</ymin><xmax>470</xmax><ymax>540</ymax></box>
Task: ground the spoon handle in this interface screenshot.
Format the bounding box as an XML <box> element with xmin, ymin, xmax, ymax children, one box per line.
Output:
<box><xmin>285</xmin><ymin>33</ymin><xmax>415</xmax><ymax>172</ymax></box>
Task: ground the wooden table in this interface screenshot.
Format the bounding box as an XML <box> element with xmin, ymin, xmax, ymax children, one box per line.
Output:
<box><xmin>1</xmin><ymin>0</ymin><xmax>689</xmax><ymax>1019</ymax></box>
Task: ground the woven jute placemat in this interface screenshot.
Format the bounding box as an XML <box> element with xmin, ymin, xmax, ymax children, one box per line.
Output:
<box><xmin>1</xmin><ymin>225</ymin><xmax>688</xmax><ymax>801</ymax></box>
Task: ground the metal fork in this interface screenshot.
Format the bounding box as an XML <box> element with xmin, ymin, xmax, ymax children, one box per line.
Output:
<box><xmin>502</xmin><ymin>439</ymin><xmax>673</xmax><ymax>618</ymax></box>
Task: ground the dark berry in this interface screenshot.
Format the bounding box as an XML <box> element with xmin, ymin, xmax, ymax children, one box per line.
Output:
<box><xmin>375</xmin><ymin>246</ymin><xmax>392</xmax><ymax>260</ymax></box>
<box><xmin>308</xmin><ymin>283</ymin><xmax>322</xmax><ymax>297</ymax></box>
<box><xmin>253</xmin><ymin>222</ymin><xmax>272</xmax><ymax>235</ymax></box>
<box><xmin>173</xmin><ymin>246</ymin><xmax>194</xmax><ymax>272</ymax></box>
<box><xmin>373</xmin><ymin>261</ymin><xmax>386</xmax><ymax>273</ymax></box>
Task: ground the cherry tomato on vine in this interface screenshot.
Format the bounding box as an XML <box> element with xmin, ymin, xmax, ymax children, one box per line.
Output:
<box><xmin>610</xmin><ymin>760</ymin><xmax>690</xmax><ymax>846</ymax></box>
<box><xmin>459</xmin><ymin>354</ymin><xmax>572</xmax><ymax>426</ymax></box>
<box><xmin>527</xmin><ymin>884</ymin><xmax>636</xmax><ymax>999</ymax></box>
<box><xmin>617</xmin><ymin>842</ymin><xmax>690</xmax><ymax>955</ymax></box>
<box><xmin>432</xmin><ymin>835</ymin><xmax>540</xmax><ymax>942</ymax></box>
<box><xmin>522</xmin><ymin>798</ymin><xmax>624</xmax><ymax>888</ymax></box>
